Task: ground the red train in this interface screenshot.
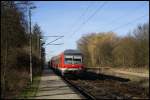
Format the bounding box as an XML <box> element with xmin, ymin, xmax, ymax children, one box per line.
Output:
<box><xmin>49</xmin><ymin>49</ymin><xmax>84</xmax><ymax>76</ymax></box>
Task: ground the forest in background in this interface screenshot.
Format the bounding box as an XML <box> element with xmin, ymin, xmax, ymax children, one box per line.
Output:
<box><xmin>1</xmin><ymin>1</ymin><xmax>149</xmax><ymax>99</ymax></box>
<box><xmin>77</xmin><ymin>22</ymin><xmax>149</xmax><ymax>69</ymax></box>
<box><xmin>1</xmin><ymin>1</ymin><xmax>45</xmax><ymax>98</ymax></box>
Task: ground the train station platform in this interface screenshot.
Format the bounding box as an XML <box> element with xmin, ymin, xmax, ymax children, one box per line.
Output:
<box><xmin>33</xmin><ymin>67</ymin><xmax>84</xmax><ymax>99</ymax></box>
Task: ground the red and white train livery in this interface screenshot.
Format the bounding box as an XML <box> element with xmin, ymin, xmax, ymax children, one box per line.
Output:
<box><xmin>49</xmin><ymin>49</ymin><xmax>84</xmax><ymax>76</ymax></box>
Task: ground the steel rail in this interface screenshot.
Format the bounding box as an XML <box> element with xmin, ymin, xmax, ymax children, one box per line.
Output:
<box><xmin>62</xmin><ymin>77</ymin><xmax>96</xmax><ymax>100</ymax></box>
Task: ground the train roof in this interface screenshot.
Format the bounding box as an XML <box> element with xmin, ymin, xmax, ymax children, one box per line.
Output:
<box><xmin>50</xmin><ymin>49</ymin><xmax>82</xmax><ymax>60</ymax></box>
<box><xmin>64</xmin><ymin>49</ymin><xmax>82</xmax><ymax>55</ymax></box>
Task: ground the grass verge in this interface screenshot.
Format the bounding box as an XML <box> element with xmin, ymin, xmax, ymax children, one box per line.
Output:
<box><xmin>17</xmin><ymin>74</ymin><xmax>41</xmax><ymax>99</ymax></box>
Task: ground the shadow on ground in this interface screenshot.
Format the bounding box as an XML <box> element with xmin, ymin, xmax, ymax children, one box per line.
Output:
<box><xmin>49</xmin><ymin>68</ymin><xmax>130</xmax><ymax>82</ymax></box>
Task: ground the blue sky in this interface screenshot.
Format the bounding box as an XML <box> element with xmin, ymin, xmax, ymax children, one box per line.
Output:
<box><xmin>31</xmin><ymin>1</ymin><xmax>149</xmax><ymax>61</ymax></box>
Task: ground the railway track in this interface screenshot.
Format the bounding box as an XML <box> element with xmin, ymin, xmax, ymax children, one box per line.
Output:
<box><xmin>60</xmin><ymin>71</ymin><xmax>149</xmax><ymax>99</ymax></box>
<box><xmin>63</xmin><ymin>77</ymin><xmax>96</xmax><ymax>99</ymax></box>
<box><xmin>53</xmin><ymin>69</ymin><xmax>96</xmax><ymax>99</ymax></box>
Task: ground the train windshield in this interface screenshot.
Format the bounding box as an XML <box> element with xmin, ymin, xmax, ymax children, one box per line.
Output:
<box><xmin>65</xmin><ymin>58</ymin><xmax>72</xmax><ymax>64</ymax></box>
<box><xmin>73</xmin><ymin>56</ymin><xmax>82</xmax><ymax>64</ymax></box>
<box><xmin>65</xmin><ymin>55</ymin><xmax>73</xmax><ymax>64</ymax></box>
<box><xmin>65</xmin><ymin>55</ymin><xmax>82</xmax><ymax>64</ymax></box>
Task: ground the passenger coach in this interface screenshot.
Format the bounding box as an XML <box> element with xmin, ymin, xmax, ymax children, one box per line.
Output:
<box><xmin>50</xmin><ymin>49</ymin><xmax>84</xmax><ymax>76</ymax></box>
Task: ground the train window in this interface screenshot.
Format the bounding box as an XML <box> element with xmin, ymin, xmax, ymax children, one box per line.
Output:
<box><xmin>65</xmin><ymin>55</ymin><xmax>73</xmax><ymax>64</ymax></box>
<box><xmin>73</xmin><ymin>56</ymin><xmax>82</xmax><ymax>64</ymax></box>
<box><xmin>64</xmin><ymin>55</ymin><xmax>82</xmax><ymax>64</ymax></box>
<box><xmin>65</xmin><ymin>55</ymin><xmax>73</xmax><ymax>58</ymax></box>
<box><xmin>65</xmin><ymin>58</ymin><xmax>72</xmax><ymax>64</ymax></box>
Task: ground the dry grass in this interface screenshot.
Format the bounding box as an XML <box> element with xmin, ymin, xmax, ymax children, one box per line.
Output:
<box><xmin>113</xmin><ymin>67</ymin><xmax>149</xmax><ymax>74</ymax></box>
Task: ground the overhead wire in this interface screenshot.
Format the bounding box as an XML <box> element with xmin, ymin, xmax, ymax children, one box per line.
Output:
<box><xmin>99</xmin><ymin>3</ymin><xmax>147</xmax><ymax>30</ymax></box>
<box><xmin>62</xmin><ymin>1</ymin><xmax>107</xmax><ymax>48</ymax></box>
<box><xmin>46</xmin><ymin>2</ymin><xmax>93</xmax><ymax>45</ymax></box>
<box><xmin>46</xmin><ymin>36</ymin><xmax>64</xmax><ymax>45</ymax></box>
<box><xmin>110</xmin><ymin>14</ymin><xmax>148</xmax><ymax>32</ymax></box>
<box><xmin>59</xmin><ymin>1</ymin><xmax>107</xmax><ymax>51</ymax></box>
<box><xmin>69</xmin><ymin>1</ymin><xmax>107</xmax><ymax>38</ymax></box>
<box><xmin>60</xmin><ymin>1</ymin><xmax>107</xmax><ymax>50</ymax></box>
<box><xmin>65</xmin><ymin>1</ymin><xmax>93</xmax><ymax>34</ymax></box>
<box><xmin>46</xmin><ymin>2</ymin><xmax>94</xmax><ymax>57</ymax></box>
<box><xmin>47</xmin><ymin>2</ymin><xmax>148</xmax><ymax>59</ymax></box>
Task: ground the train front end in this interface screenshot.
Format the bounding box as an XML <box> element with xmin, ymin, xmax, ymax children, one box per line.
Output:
<box><xmin>60</xmin><ymin>50</ymin><xmax>84</xmax><ymax>75</ymax></box>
